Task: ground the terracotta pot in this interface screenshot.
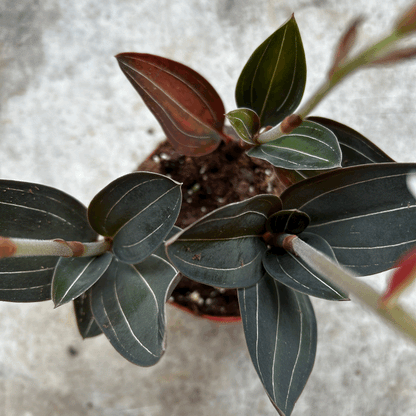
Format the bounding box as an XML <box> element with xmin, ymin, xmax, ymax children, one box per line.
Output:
<box><xmin>137</xmin><ymin>137</ymin><xmax>281</xmax><ymax>321</ymax></box>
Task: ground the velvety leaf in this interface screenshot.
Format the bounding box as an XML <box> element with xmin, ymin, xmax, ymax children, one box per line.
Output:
<box><xmin>281</xmin><ymin>163</ymin><xmax>416</xmax><ymax>275</ymax></box>
<box><xmin>88</xmin><ymin>172</ymin><xmax>181</xmax><ymax>264</ymax></box>
<box><xmin>0</xmin><ymin>180</ymin><xmax>97</xmax><ymax>302</ymax></box>
<box><xmin>52</xmin><ymin>252</ymin><xmax>113</xmax><ymax>307</ymax></box>
<box><xmin>266</xmin><ymin>209</ymin><xmax>310</xmax><ymax>235</ymax></box>
<box><xmin>238</xmin><ymin>274</ymin><xmax>317</xmax><ymax>416</ymax></box>
<box><xmin>247</xmin><ymin>121</ymin><xmax>342</xmax><ymax>170</ymax></box>
<box><xmin>73</xmin><ymin>289</ymin><xmax>103</xmax><ymax>339</ymax></box>
<box><xmin>307</xmin><ymin>116</ymin><xmax>394</xmax><ymax>166</ymax></box>
<box><xmin>116</xmin><ymin>53</ymin><xmax>226</xmax><ymax>156</ymax></box>
<box><xmin>90</xmin><ymin>253</ymin><xmax>179</xmax><ymax>367</ymax></box>
<box><xmin>263</xmin><ymin>232</ymin><xmax>348</xmax><ymax>300</ymax></box>
<box><xmin>271</xmin><ymin>117</ymin><xmax>394</xmax><ymax>193</ymax></box>
<box><xmin>226</xmin><ymin>108</ymin><xmax>260</xmax><ymax>144</ymax></box>
<box><xmin>235</xmin><ymin>15</ymin><xmax>306</xmax><ymax>127</ymax></box>
<box><xmin>379</xmin><ymin>248</ymin><xmax>416</xmax><ymax>307</ymax></box>
<box><xmin>166</xmin><ymin>195</ymin><xmax>282</xmax><ymax>288</ymax></box>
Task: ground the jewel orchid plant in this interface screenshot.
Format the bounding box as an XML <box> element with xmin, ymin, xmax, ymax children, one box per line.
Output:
<box><xmin>2</xmin><ymin>4</ymin><xmax>416</xmax><ymax>416</ymax></box>
<box><xmin>0</xmin><ymin>172</ymin><xmax>182</xmax><ymax>366</ymax></box>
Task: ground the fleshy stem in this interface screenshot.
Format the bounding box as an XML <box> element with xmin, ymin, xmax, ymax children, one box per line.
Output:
<box><xmin>276</xmin><ymin>233</ymin><xmax>416</xmax><ymax>345</ymax></box>
<box><xmin>0</xmin><ymin>236</ymin><xmax>112</xmax><ymax>258</ymax></box>
<box><xmin>257</xmin><ymin>29</ymin><xmax>406</xmax><ymax>144</ymax></box>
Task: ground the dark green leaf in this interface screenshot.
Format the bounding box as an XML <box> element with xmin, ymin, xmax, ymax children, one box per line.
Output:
<box><xmin>263</xmin><ymin>232</ymin><xmax>348</xmax><ymax>300</ymax></box>
<box><xmin>235</xmin><ymin>15</ymin><xmax>306</xmax><ymax>127</ymax></box>
<box><xmin>0</xmin><ymin>180</ymin><xmax>97</xmax><ymax>302</ymax></box>
<box><xmin>73</xmin><ymin>289</ymin><xmax>103</xmax><ymax>339</ymax></box>
<box><xmin>238</xmin><ymin>274</ymin><xmax>317</xmax><ymax>416</ymax></box>
<box><xmin>166</xmin><ymin>195</ymin><xmax>282</xmax><ymax>288</ymax></box>
<box><xmin>281</xmin><ymin>163</ymin><xmax>416</xmax><ymax>275</ymax></box>
<box><xmin>266</xmin><ymin>209</ymin><xmax>310</xmax><ymax>235</ymax></box>
<box><xmin>116</xmin><ymin>53</ymin><xmax>226</xmax><ymax>156</ymax></box>
<box><xmin>271</xmin><ymin>118</ymin><xmax>394</xmax><ymax>191</ymax></box>
<box><xmin>52</xmin><ymin>252</ymin><xmax>113</xmax><ymax>307</ymax></box>
<box><xmin>247</xmin><ymin>121</ymin><xmax>342</xmax><ymax>170</ymax></box>
<box><xmin>88</xmin><ymin>172</ymin><xmax>181</xmax><ymax>264</ymax></box>
<box><xmin>307</xmin><ymin>116</ymin><xmax>394</xmax><ymax>166</ymax></box>
<box><xmin>90</xmin><ymin>254</ymin><xmax>179</xmax><ymax>367</ymax></box>
<box><xmin>226</xmin><ymin>108</ymin><xmax>260</xmax><ymax>144</ymax></box>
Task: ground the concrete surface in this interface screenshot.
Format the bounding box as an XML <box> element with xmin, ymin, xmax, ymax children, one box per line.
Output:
<box><xmin>1</xmin><ymin>0</ymin><xmax>416</xmax><ymax>415</ymax></box>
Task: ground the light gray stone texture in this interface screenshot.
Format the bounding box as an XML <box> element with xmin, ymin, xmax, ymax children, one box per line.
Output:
<box><xmin>1</xmin><ymin>0</ymin><xmax>416</xmax><ymax>415</ymax></box>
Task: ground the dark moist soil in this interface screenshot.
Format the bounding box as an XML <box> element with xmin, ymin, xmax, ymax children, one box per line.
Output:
<box><xmin>137</xmin><ymin>138</ymin><xmax>282</xmax><ymax>318</ymax></box>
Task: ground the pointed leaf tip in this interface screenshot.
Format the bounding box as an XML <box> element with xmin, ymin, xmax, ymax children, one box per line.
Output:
<box><xmin>52</xmin><ymin>253</ymin><xmax>113</xmax><ymax>307</ymax></box>
<box><xmin>90</xmin><ymin>254</ymin><xmax>179</xmax><ymax>366</ymax></box>
<box><xmin>235</xmin><ymin>15</ymin><xmax>306</xmax><ymax>127</ymax></box>
<box><xmin>238</xmin><ymin>276</ymin><xmax>317</xmax><ymax>415</ymax></box>
<box><xmin>329</xmin><ymin>17</ymin><xmax>363</xmax><ymax>78</ymax></box>
<box><xmin>117</xmin><ymin>52</ymin><xmax>225</xmax><ymax>156</ymax></box>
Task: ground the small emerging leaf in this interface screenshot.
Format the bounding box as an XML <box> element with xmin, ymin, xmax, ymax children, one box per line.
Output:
<box><xmin>328</xmin><ymin>18</ymin><xmax>363</xmax><ymax>78</ymax></box>
<box><xmin>370</xmin><ymin>47</ymin><xmax>416</xmax><ymax>65</ymax></box>
<box><xmin>166</xmin><ymin>195</ymin><xmax>282</xmax><ymax>288</ymax></box>
<box><xmin>116</xmin><ymin>53</ymin><xmax>226</xmax><ymax>156</ymax></box>
<box><xmin>236</xmin><ymin>15</ymin><xmax>306</xmax><ymax>127</ymax></box>
<box><xmin>226</xmin><ymin>108</ymin><xmax>260</xmax><ymax>144</ymax></box>
<box><xmin>88</xmin><ymin>172</ymin><xmax>181</xmax><ymax>264</ymax></box>
<box><xmin>247</xmin><ymin>121</ymin><xmax>342</xmax><ymax>170</ymax></box>
<box><xmin>396</xmin><ymin>2</ymin><xmax>416</xmax><ymax>34</ymax></box>
<box><xmin>238</xmin><ymin>274</ymin><xmax>317</xmax><ymax>416</ymax></box>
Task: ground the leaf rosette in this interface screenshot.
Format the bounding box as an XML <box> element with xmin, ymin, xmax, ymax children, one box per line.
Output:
<box><xmin>0</xmin><ymin>172</ymin><xmax>183</xmax><ymax>367</ymax></box>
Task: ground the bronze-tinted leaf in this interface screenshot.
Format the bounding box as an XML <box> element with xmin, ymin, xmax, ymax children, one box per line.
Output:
<box><xmin>117</xmin><ymin>53</ymin><xmax>226</xmax><ymax>156</ymax></box>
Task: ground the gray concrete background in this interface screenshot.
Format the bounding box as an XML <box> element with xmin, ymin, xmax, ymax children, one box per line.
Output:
<box><xmin>1</xmin><ymin>0</ymin><xmax>416</xmax><ymax>415</ymax></box>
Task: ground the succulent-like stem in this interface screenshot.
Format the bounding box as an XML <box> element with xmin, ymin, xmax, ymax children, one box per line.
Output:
<box><xmin>281</xmin><ymin>234</ymin><xmax>416</xmax><ymax>345</ymax></box>
<box><xmin>0</xmin><ymin>236</ymin><xmax>112</xmax><ymax>258</ymax></box>
<box><xmin>257</xmin><ymin>29</ymin><xmax>406</xmax><ymax>144</ymax></box>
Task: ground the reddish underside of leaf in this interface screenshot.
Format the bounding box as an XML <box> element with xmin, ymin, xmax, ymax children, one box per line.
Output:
<box><xmin>116</xmin><ymin>53</ymin><xmax>227</xmax><ymax>156</ymax></box>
